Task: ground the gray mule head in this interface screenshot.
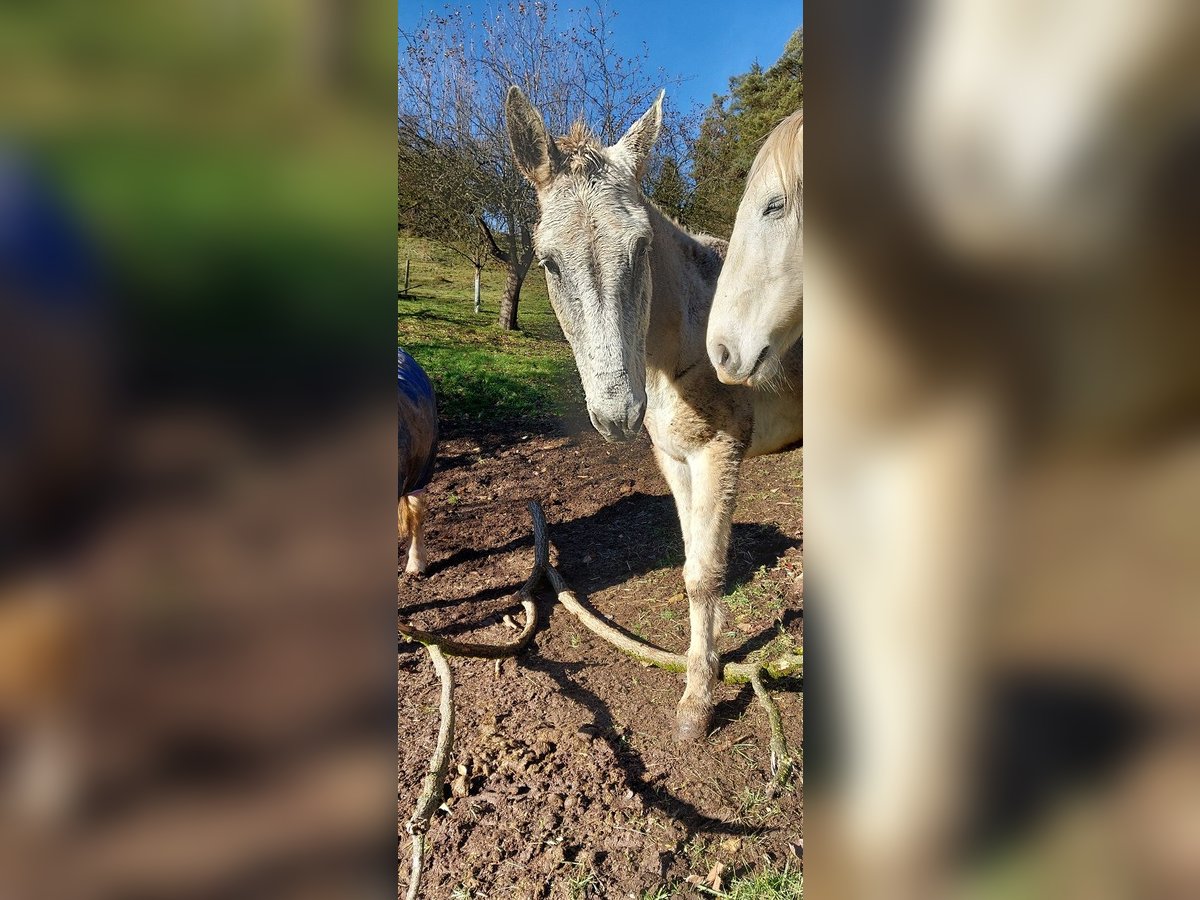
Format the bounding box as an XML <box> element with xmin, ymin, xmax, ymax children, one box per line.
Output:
<box><xmin>505</xmin><ymin>85</ymin><xmax>665</xmax><ymax>442</ymax></box>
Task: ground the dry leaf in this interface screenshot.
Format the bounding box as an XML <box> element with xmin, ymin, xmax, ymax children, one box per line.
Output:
<box><xmin>704</xmin><ymin>861</ymin><xmax>727</xmax><ymax>891</ymax></box>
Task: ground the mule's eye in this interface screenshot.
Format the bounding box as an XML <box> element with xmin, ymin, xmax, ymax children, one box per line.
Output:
<box><xmin>540</xmin><ymin>256</ymin><xmax>560</xmax><ymax>277</ymax></box>
<box><xmin>633</xmin><ymin>236</ymin><xmax>649</xmax><ymax>258</ymax></box>
<box><xmin>763</xmin><ymin>195</ymin><xmax>786</xmax><ymax>217</ymax></box>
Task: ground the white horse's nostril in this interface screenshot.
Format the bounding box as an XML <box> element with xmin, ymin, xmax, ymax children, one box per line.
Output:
<box><xmin>716</xmin><ymin>343</ymin><xmax>731</xmax><ymax>367</ymax></box>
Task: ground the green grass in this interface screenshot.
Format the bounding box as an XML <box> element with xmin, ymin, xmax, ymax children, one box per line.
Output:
<box><xmin>640</xmin><ymin>863</ymin><xmax>803</xmax><ymax>899</ymax></box>
<box><xmin>398</xmin><ymin>232</ymin><xmax>584</xmax><ymax>425</ymax></box>
<box><xmin>565</xmin><ymin>865</ymin><xmax>598</xmax><ymax>899</ymax></box>
<box><xmin>718</xmin><ymin>864</ymin><xmax>803</xmax><ymax>899</ymax></box>
<box><xmin>725</xmin><ymin>566</ymin><xmax>787</xmax><ymax>622</ymax></box>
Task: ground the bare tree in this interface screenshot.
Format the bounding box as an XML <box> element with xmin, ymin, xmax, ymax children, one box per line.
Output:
<box><xmin>399</xmin><ymin>0</ymin><xmax>696</xmax><ymax>329</ymax></box>
<box><xmin>398</xmin><ymin>130</ymin><xmax>492</xmax><ymax>311</ymax></box>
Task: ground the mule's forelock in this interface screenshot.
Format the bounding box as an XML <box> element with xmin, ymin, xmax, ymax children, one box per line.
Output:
<box><xmin>555</xmin><ymin>123</ymin><xmax>608</xmax><ymax>178</ymax></box>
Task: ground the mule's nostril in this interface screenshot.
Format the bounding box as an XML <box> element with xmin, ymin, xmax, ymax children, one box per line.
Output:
<box><xmin>717</xmin><ymin>344</ymin><xmax>730</xmax><ymax>367</ymax></box>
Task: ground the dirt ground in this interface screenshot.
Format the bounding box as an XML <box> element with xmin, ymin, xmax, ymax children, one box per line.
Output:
<box><xmin>398</xmin><ymin>421</ymin><xmax>802</xmax><ymax>898</ymax></box>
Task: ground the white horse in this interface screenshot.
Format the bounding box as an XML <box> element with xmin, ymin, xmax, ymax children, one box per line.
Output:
<box><xmin>706</xmin><ymin>111</ymin><xmax>803</xmax><ymax>387</ymax></box>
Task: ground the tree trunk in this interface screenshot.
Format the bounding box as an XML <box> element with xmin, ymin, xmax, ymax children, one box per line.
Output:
<box><xmin>498</xmin><ymin>264</ymin><xmax>524</xmax><ymax>331</ymax></box>
<box><xmin>473</xmin><ymin>266</ymin><xmax>481</xmax><ymax>313</ymax></box>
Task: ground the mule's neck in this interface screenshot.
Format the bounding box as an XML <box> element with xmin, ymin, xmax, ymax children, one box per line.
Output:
<box><xmin>644</xmin><ymin>201</ymin><xmax>716</xmax><ymax>379</ymax></box>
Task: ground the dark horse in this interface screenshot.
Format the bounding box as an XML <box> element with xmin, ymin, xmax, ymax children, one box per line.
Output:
<box><xmin>398</xmin><ymin>348</ymin><xmax>438</xmax><ymax>575</ymax></box>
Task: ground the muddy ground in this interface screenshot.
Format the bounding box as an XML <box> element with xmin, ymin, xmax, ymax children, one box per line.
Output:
<box><xmin>398</xmin><ymin>422</ymin><xmax>802</xmax><ymax>898</ymax></box>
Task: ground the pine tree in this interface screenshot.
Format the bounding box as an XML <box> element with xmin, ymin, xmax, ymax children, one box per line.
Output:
<box><xmin>688</xmin><ymin>29</ymin><xmax>803</xmax><ymax>237</ymax></box>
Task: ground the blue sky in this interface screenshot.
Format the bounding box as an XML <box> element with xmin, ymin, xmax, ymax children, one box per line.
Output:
<box><xmin>398</xmin><ymin>1</ymin><xmax>803</xmax><ymax>114</ymax></box>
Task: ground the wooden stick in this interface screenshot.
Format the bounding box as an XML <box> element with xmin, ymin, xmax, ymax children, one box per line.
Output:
<box><xmin>399</xmin><ymin>501</ymin><xmax>799</xmax><ymax>899</ymax></box>
<box><xmin>404</xmin><ymin>644</ymin><xmax>454</xmax><ymax>900</ymax></box>
<box><xmin>545</xmin><ymin>562</ymin><xmax>801</xmax><ymax>683</ymax></box>
<box><xmin>752</xmin><ymin>667</ymin><xmax>796</xmax><ymax>796</ymax></box>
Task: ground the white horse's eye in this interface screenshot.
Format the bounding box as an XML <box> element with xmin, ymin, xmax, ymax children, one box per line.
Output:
<box><xmin>763</xmin><ymin>196</ymin><xmax>786</xmax><ymax>217</ymax></box>
<box><xmin>540</xmin><ymin>256</ymin><xmax>560</xmax><ymax>276</ymax></box>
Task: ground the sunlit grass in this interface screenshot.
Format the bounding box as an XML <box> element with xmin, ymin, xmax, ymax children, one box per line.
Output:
<box><xmin>398</xmin><ymin>232</ymin><xmax>584</xmax><ymax>425</ymax></box>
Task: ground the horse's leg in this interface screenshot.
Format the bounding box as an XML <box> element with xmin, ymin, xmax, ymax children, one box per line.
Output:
<box><xmin>674</xmin><ymin>437</ymin><xmax>741</xmax><ymax>742</ymax></box>
<box><xmin>654</xmin><ymin>447</ymin><xmax>693</xmax><ymax>559</ymax></box>
<box><xmin>404</xmin><ymin>494</ymin><xmax>428</xmax><ymax>575</ymax></box>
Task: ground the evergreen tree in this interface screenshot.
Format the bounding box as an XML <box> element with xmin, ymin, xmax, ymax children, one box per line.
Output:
<box><xmin>689</xmin><ymin>28</ymin><xmax>802</xmax><ymax>237</ymax></box>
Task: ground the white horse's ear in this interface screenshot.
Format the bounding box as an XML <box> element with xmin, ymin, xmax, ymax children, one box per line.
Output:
<box><xmin>505</xmin><ymin>86</ymin><xmax>561</xmax><ymax>189</ymax></box>
<box><xmin>615</xmin><ymin>90</ymin><xmax>664</xmax><ymax>177</ymax></box>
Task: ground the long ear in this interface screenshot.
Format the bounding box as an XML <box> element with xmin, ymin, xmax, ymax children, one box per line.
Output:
<box><xmin>614</xmin><ymin>90</ymin><xmax>664</xmax><ymax>177</ymax></box>
<box><xmin>505</xmin><ymin>85</ymin><xmax>560</xmax><ymax>189</ymax></box>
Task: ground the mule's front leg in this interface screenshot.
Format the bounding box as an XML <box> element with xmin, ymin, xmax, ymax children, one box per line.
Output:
<box><xmin>654</xmin><ymin>447</ymin><xmax>693</xmax><ymax>559</ymax></box>
<box><xmin>674</xmin><ymin>438</ymin><xmax>741</xmax><ymax>742</ymax></box>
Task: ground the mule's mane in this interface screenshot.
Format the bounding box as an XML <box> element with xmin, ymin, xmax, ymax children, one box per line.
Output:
<box><xmin>554</xmin><ymin>122</ymin><xmax>607</xmax><ymax>177</ymax></box>
<box><xmin>747</xmin><ymin>109</ymin><xmax>803</xmax><ymax>197</ymax></box>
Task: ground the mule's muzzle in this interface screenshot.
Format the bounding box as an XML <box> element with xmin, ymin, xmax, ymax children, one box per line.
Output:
<box><xmin>588</xmin><ymin>396</ymin><xmax>646</xmax><ymax>443</ymax></box>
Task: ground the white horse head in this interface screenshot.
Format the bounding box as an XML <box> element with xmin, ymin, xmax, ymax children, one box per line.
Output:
<box><xmin>707</xmin><ymin>111</ymin><xmax>803</xmax><ymax>387</ymax></box>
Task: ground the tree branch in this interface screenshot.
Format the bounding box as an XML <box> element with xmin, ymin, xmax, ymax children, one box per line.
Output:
<box><xmin>404</xmin><ymin>644</ymin><xmax>454</xmax><ymax>900</ymax></box>
<box><xmin>477</xmin><ymin>216</ymin><xmax>511</xmax><ymax>265</ymax></box>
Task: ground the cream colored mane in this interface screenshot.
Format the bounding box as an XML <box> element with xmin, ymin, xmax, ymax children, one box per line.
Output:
<box><xmin>747</xmin><ymin>110</ymin><xmax>803</xmax><ymax>198</ymax></box>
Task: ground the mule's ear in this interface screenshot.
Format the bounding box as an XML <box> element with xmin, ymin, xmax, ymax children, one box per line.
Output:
<box><xmin>506</xmin><ymin>86</ymin><xmax>560</xmax><ymax>189</ymax></box>
<box><xmin>615</xmin><ymin>89</ymin><xmax>664</xmax><ymax>176</ymax></box>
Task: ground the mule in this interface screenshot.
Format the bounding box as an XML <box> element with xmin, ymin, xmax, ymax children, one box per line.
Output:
<box><xmin>505</xmin><ymin>86</ymin><xmax>802</xmax><ymax>741</ymax></box>
<box><xmin>398</xmin><ymin>348</ymin><xmax>438</xmax><ymax>576</ymax></box>
<box><xmin>707</xmin><ymin>110</ymin><xmax>803</xmax><ymax>387</ymax></box>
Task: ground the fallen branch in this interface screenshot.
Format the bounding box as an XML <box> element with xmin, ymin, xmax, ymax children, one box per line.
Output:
<box><xmin>527</xmin><ymin>500</ymin><xmax>798</xmax><ymax>793</ymax></box>
<box><xmin>544</xmin><ymin>562</ymin><xmax>801</xmax><ymax>683</ymax></box>
<box><xmin>405</xmin><ymin>644</ymin><xmax>454</xmax><ymax>900</ymax></box>
<box><xmin>530</xmin><ymin>499</ymin><xmax>801</xmax><ymax>681</ymax></box>
<box><xmin>401</xmin><ymin>508</ymin><xmax>552</xmax><ymax>897</ymax></box>
<box><xmin>398</xmin><ymin>515</ymin><xmax>548</xmax><ymax>657</ymax></box>
<box><xmin>751</xmin><ymin>668</ymin><xmax>795</xmax><ymax>796</ymax></box>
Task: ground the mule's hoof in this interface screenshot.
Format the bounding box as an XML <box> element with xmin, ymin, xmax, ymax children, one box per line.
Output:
<box><xmin>673</xmin><ymin>704</ymin><xmax>712</xmax><ymax>743</ymax></box>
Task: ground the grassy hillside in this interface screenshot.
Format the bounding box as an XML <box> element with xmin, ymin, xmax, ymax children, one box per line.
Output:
<box><xmin>397</xmin><ymin>232</ymin><xmax>584</xmax><ymax>425</ymax></box>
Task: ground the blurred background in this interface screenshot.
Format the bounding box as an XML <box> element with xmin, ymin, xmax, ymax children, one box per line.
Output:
<box><xmin>804</xmin><ymin>1</ymin><xmax>1200</xmax><ymax>898</ymax></box>
<box><xmin>0</xmin><ymin>1</ymin><xmax>396</xmax><ymax>897</ymax></box>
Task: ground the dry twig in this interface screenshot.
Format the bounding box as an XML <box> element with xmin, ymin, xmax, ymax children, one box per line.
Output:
<box><xmin>405</xmin><ymin>644</ymin><xmax>453</xmax><ymax>900</ymax></box>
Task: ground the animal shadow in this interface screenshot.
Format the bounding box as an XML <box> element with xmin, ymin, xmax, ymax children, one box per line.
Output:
<box><xmin>550</xmin><ymin>491</ymin><xmax>799</xmax><ymax>598</ymax></box>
